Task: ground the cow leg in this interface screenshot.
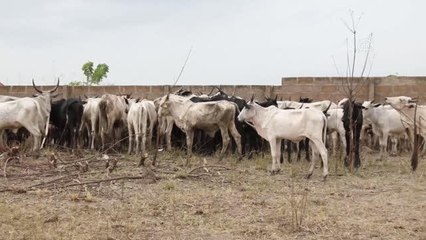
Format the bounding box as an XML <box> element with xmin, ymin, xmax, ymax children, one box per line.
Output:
<box><xmin>228</xmin><ymin>121</ymin><xmax>242</xmax><ymax>159</ymax></box>
<box><xmin>186</xmin><ymin>128</ymin><xmax>194</xmax><ymax>159</ymax></box>
<box><xmin>354</xmin><ymin>125</ymin><xmax>362</xmax><ymax>169</ymax></box>
<box><xmin>309</xmin><ymin>139</ymin><xmax>329</xmax><ymax>180</ymax></box>
<box><xmin>305</xmin><ymin>139</ymin><xmax>311</xmax><ymax>162</ymax></box>
<box><xmin>306</xmin><ymin>144</ymin><xmax>317</xmax><ymax>179</ymax></box>
<box><xmin>141</xmin><ymin>119</ymin><xmax>147</xmax><ymax>156</ymax></box>
<box><xmin>339</xmin><ymin>130</ymin><xmax>347</xmax><ymax>159</ymax></box>
<box><xmin>379</xmin><ymin>132</ymin><xmax>388</xmax><ymax>160</ymax></box>
<box><xmin>135</xmin><ymin>129</ymin><xmax>141</xmax><ymax>154</ymax></box>
<box><xmin>297</xmin><ymin>141</ymin><xmax>302</xmax><ymax>161</ymax></box>
<box><xmin>128</xmin><ymin>124</ymin><xmax>134</xmax><ymax>154</ymax></box>
<box><xmin>275</xmin><ymin>138</ymin><xmax>282</xmax><ymax>173</ymax></box>
<box><xmin>330</xmin><ymin>132</ymin><xmax>338</xmax><ymax>155</ymax></box>
<box><xmin>390</xmin><ymin>137</ymin><xmax>398</xmax><ymax>156</ymax></box>
<box><xmin>166</xmin><ymin>120</ymin><xmax>173</xmax><ymax>151</ymax></box>
<box><xmin>269</xmin><ymin>138</ymin><xmax>279</xmax><ymax>174</ymax></box>
<box><xmin>148</xmin><ymin>124</ymin><xmax>154</xmax><ymax>150</ymax></box>
<box><xmin>24</xmin><ymin>124</ymin><xmax>42</xmax><ymax>155</ymax></box>
<box><xmin>344</xmin><ymin>126</ymin><xmax>351</xmax><ymax>167</ymax></box>
<box><xmin>286</xmin><ymin>140</ymin><xmax>292</xmax><ymax>163</ymax></box>
<box><xmin>218</xmin><ymin>126</ymin><xmax>230</xmax><ymax>160</ymax></box>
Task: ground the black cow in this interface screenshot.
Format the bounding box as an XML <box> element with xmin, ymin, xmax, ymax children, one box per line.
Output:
<box><xmin>50</xmin><ymin>98</ymin><xmax>85</xmax><ymax>149</ymax></box>
<box><xmin>342</xmin><ymin>100</ymin><xmax>364</xmax><ymax>169</ymax></box>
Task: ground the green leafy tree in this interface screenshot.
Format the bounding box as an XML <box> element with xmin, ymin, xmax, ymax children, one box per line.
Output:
<box><xmin>91</xmin><ymin>63</ymin><xmax>109</xmax><ymax>85</ymax></box>
<box><xmin>69</xmin><ymin>61</ymin><xmax>109</xmax><ymax>86</ymax></box>
<box><xmin>82</xmin><ymin>61</ymin><xmax>94</xmax><ymax>84</ymax></box>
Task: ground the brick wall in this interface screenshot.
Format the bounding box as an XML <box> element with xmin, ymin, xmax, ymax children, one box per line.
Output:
<box><xmin>1</xmin><ymin>76</ymin><xmax>425</xmax><ymax>103</ymax></box>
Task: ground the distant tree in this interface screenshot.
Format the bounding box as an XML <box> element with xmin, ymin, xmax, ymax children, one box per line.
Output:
<box><xmin>91</xmin><ymin>63</ymin><xmax>109</xmax><ymax>85</ymax></box>
<box><xmin>68</xmin><ymin>61</ymin><xmax>109</xmax><ymax>86</ymax></box>
<box><xmin>82</xmin><ymin>61</ymin><xmax>94</xmax><ymax>84</ymax></box>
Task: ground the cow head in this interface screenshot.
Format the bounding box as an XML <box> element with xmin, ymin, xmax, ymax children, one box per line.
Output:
<box><xmin>158</xmin><ymin>94</ymin><xmax>171</xmax><ymax>117</ymax></box>
<box><xmin>385</xmin><ymin>96</ymin><xmax>416</xmax><ymax>110</ymax></box>
<box><xmin>32</xmin><ymin>78</ymin><xmax>60</xmax><ymax>101</ymax></box>
<box><xmin>238</xmin><ymin>96</ymin><xmax>256</xmax><ymax>122</ymax></box>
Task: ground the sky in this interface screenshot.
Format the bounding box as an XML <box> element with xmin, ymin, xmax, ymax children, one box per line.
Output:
<box><xmin>0</xmin><ymin>0</ymin><xmax>424</xmax><ymax>86</ymax></box>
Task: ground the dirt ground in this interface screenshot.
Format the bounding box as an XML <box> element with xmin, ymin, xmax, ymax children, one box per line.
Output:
<box><xmin>0</xmin><ymin>148</ymin><xmax>425</xmax><ymax>240</ymax></box>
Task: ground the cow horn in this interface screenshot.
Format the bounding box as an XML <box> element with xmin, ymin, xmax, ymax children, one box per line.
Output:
<box><xmin>83</xmin><ymin>94</ymin><xmax>88</xmax><ymax>99</ymax></box>
<box><xmin>250</xmin><ymin>94</ymin><xmax>254</xmax><ymax>103</ymax></box>
<box><xmin>370</xmin><ymin>99</ymin><xmax>375</xmax><ymax>104</ymax></box>
<box><xmin>216</xmin><ymin>86</ymin><xmax>226</xmax><ymax>95</ymax></box>
<box><xmin>324</xmin><ymin>101</ymin><xmax>332</xmax><ymax>114</ymax></box>
<box><xmin>32</xmin><ymin>79</ymin><xmax>43</xmax><ymax>93</ymax></box>
<box><xmin>48</xmin><ymin>78</ymin><xmax>60</xmax><ymax>93</ymax></box>
<box><xmin>274</xmin><ymin>95</ymin><xmax>278</xmax><ymax>102</ymax></box>
<box><xmin>207</xmin><ymin>87</ymin><xmax>215</xmax><ymax>96</ymax></box>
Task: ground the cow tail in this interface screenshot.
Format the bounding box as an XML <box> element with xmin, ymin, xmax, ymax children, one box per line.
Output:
<box><xmin>322</xmin><ymin>115</ymin><xmax>327</xmax><ymax>145</ymax></box>
<box><xmin>139</xmin><ymin>106</ymin><xmax>145</xmax><ymax>137</ymax></box>
<box><xmin>99</xmin><ymin>100</ymin><xmax>108</xmax><ymax>134</ymax></box>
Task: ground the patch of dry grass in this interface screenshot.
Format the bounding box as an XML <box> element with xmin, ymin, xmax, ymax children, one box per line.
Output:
<box><xmin>0</xmin><ymin>149</ymin><xmax>425</xmax><ymax>239</ymax></box>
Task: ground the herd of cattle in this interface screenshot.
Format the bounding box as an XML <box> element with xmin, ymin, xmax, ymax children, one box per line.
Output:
<box><xmin>0</xmin><ymin>80</ymin><xmax>423</xmax><ymax>179</ymax></box>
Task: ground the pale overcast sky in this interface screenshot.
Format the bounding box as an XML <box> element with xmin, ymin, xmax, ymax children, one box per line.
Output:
<box><xmin>0</xmin><ymin>0</ymin><xmax>424</xmax><ymax>85</ymax></box>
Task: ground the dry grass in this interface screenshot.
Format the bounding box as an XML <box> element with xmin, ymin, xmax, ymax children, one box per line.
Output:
<box><xmin>0</xmin><ymin>149</ymin><xmax>425</xmax><ymax>240</ymax></box>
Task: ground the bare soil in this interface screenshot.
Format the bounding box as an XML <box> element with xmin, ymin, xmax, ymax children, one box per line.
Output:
<box><xmin>0</xmin><ymin>149</ymin><xmax>425</xmax><ymax>240</ymax></box>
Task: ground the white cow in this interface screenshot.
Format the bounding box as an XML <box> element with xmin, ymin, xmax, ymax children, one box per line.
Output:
<box><xmin>127</xmin><ymin>99</ymin><xmax>157</xmax><ymax>154</ymax></box>
<box><xmin>0</xmin><ymin>79</ymin><xmax>59</xmax><ymax>152</ymax></box>
<box><xmin>140</xmin><ymin>99</ymin><xmax>157</xmax><ymax>149</ymax></box>
<box><xmin>237</xmin><ymin>100</ymin><xmax>328</xmax><ymax>179</ymax></box>
<box><xmin>127</xmin><ymin>101</ymin><xmax>148</xmax><ymax>154</ymax></box>
<box><xmin>385</xmin><ymin>96</ymin><xmax>426</xmax><ymax>152</ymax></box>
<box><xmin>80</xmin><ymin>97</ymin><xmax>102</xmax><ymax>150</ymax></box>
<box><xmin>158</xmin><ymin>94</ymin><xmax>242</xmax><ymax>159</ymax></box>
<box><xmin>362</xmin><ymin>101</ymin><xmax>408</xmax><ymax>159</ymax></box>
<box><xmin>98</xmin><ymin>94</ymin><xmax>129</xmax><ymax>149</ymax></box>
<box><xmin>326</xmin><ymin>108</ymin><xmax>346</xmax><ymax>156</ymax></box>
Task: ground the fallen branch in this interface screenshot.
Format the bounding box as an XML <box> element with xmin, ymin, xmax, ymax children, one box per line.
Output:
<box><xmin>52</xmin><ymin>173</ymin><xmax>160</xmax><ymax>189</ymax></box>
<box><xmin>187</xmin><ymin>165</ymin><xmax>233</xmax><ymax>175</ymax></box>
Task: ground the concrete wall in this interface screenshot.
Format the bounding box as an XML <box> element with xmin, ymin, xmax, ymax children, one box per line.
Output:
<box><xmin>1</xmin><ymin>76</ymin><xmax>425</xmax><ymax>102</ymax></box>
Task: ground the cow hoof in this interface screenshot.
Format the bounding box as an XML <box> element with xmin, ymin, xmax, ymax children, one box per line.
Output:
<box><xmin>305</xmin><ymin>173</ymin><xmax>313</xmax><ymax>179</ymax></box>
<box><xmin>322</xmin><ymin>175</ymin><xmax>328</xmax><ymax>182</ymax></box>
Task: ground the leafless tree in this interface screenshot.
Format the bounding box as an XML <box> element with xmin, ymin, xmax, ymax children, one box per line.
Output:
<box><xmin>334</xmin><ymin>10</ymin><xmax>374</xmax><ymax>171</ymax></box>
